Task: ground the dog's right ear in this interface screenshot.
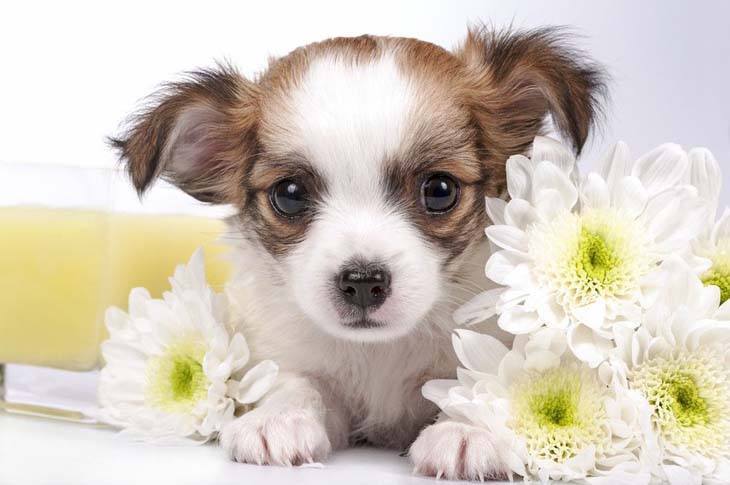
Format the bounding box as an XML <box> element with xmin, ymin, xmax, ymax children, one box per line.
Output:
<box><xmin>109</xmin><ymin>64</ymin><xmax>260</xmax><ymax>204</ymax></box>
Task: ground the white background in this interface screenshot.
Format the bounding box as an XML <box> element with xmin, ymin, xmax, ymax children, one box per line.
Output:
<box><xmin>1</xmin><ymin>0</ymin><xmax>728</xmax><ymax>198</ymax></box>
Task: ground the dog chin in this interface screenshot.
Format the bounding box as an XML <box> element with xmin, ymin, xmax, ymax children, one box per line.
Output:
<box><xmin>311</xmin><ymin>314</ymin><xmax>423</xmax><ymax>343</ymax></box>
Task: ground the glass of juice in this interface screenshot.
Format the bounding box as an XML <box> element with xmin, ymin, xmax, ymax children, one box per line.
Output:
<box><xmin>0</xmin><ymin>162</ymin><xmax>231</xmax><ymax>422</ymax></box>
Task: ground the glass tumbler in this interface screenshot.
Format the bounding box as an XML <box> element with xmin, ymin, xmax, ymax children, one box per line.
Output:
<box><xmin>0</xmin><ymin>162</ymin><xmax>231</xmax><ymax>422</ymax></box>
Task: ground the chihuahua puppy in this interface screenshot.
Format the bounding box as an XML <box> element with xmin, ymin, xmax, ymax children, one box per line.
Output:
<box><xmin>112</xmin><ymin>26</ymin><xmax>605</xmax><ymax>480</ymax></box>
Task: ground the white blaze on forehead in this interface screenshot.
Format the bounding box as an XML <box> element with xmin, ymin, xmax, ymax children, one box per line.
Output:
<box><xmin>285</xmin><ymin>53</ymin><xmax>417</xmax><ymax>194</ymax></box>
<box><xmin>275</xmin><ymin>53</ymin><xmax>446</xmax><ymax>341</ymax></box>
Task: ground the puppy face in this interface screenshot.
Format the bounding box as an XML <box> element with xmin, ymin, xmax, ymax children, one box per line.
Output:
<box><xmin>112</xmin><ymin>28</ymin><xmax>605</xmax><ymax>342</ymax></box>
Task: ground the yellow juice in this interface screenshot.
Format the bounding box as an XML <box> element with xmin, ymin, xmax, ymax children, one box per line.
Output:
<box><xmin>0</xmin><ymin>207</ymin><xmax>230</xmax><ymax>370</ymax></box>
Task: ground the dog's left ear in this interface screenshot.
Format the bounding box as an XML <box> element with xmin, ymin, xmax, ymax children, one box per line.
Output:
<box><xmin>456</xmin><ymin>26</ymin><xmax>608</xmax><ymax>162</ymax></box>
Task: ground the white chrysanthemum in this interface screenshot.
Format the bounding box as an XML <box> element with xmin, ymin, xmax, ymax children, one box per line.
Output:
<box><xmin>456</xmin><ymin>137</ymin><xmax>708</xmax><ymax>367</ymax></box>
<box><xmin>683</xmin><ymin>148</ymin><xmax>730</xmax><ymax>309</ymax></box>
<box><xmin>423</xmin><ymin>328</ymin><xmax>650</xmax><ymax>484</ymax></box>
<box><xmin>606</xmin><ymin>257</ymin><xmax>730</xmax><ymax>484</ymax></box>
<box><xmin>528</xmin><ymin>207</ymin><xmax>653</xmax><ymax>311</ymax></box>
<box><xmin>99</xmin><ymin>249</ymin><xmax>278</xmax><ymax>443</ymax></box>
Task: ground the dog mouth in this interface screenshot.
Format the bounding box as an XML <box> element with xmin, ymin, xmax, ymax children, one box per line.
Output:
<box><xmin>341</xmin><ymin>318</ymin><xmax>384</xmax><ymax>329</ymax></box>
<box><xmin>335</xmin><ymin>301</ymin><xmax>387</xmax><ymax>329</ymax></box>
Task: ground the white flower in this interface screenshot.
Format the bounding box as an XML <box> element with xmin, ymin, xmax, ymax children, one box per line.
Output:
<box><xmin>456</xmin><ymin>137</ymin><xmax>708</xmax><ymax>367</ymax></box>
<box><xmin>424</xmin><ymin>328</ymin><xmax>650</xmax><ymax>484</ymax></box>
<box><xmin>683</xmin><ymin>148</ymin><xmax>730</xmax><ymax>309</ymax></box>
<box><xmin>99</xmin><ymin>249</ymin><xmax>278</xmax><ymax>443</ymax></box>
<box><xmin>606</xmin><ymin>257</ymin><xmax>730</xmax><ymax>484</ymax></box>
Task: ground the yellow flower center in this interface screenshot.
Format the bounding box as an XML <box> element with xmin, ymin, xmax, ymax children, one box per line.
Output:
<box><xmin>665</xmin><ymin>373</ymin><xmax>709</xmax><ymax>427</ymax></box>
<box><xmin>574</xmin><ymin>228</ymin><xmax>620</xmax><ymax>287</ymax></box>
<box><xmin>630</xmin><ymin>350</ymin><xmax>730</xmax><ymax>457</ymax></box>
<box><xmin>511</xmin><ymin>365</ymin><xmax>609</xmax><ymax>463</ymax></box>
<box><xmin>700</xmin><ymin>237</ymin><xmax>730</xmax><ymax>304</ymax></box>
<box><xmin>528</xmin><ymin>208</ymin><xmax>652</xmax><ymax>309</ymax></box>
<box><xmin>170</xmin><ymin>355</ymin><xmax>205</xmax><ymax>401</ymax></box>
<box><xmin>702</xmin><ymin>263</ymin><xmax>730</xmax><ymax>304</ymax></box>
<box><xmin>146</xmin><ymin>339</ymin><xmax>209</xmax><ymax>413</ymax></box>
<box><xmin>530</xmin><ymin>387</ymin><xmax>577</xmax><ymax>428</ymax></box>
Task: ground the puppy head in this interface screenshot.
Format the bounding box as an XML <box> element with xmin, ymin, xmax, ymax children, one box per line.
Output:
<box><xmin>112</xmin><ymin>27</ymin><xmax>606</xmax><ymax>342</ymax></box>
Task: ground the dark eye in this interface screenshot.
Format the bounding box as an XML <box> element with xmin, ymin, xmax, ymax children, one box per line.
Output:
<box><xmin>270</xmin><ymin>179</ymin><xmax>308</xmax><ymax>217</ymax></box>
<box><xmin>421</xmin><ymin>174</ymin><xmax>459</xmax><ymax>213</ymax></box>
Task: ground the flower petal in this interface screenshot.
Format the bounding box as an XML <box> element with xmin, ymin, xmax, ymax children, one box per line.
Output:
<box><xmin>485</xmin><ymin>196</ymin><xmax>506</xmax><ymax>225</ymax></box>
<box><xmin>105</xmin><ymin>307</ymin><xmax>130</xmax><ymax>335</ymax></box>
<box><xmin>504</xmin><ymin>198</ymin><xmax>538</xmax><ymax>229</ymax></box>
<box><xmin>128</xmin><ymin>287</ymin><xmax>152</xmax><ymax>318</ymax></box>
<box><xmin>716</xmin><ymin>298</ymin><xmax>730</xmax><ymax>320</ymax></box>
<box><xmin>498</xmin><ymin>307</ymin><xmax>543</xmax><ymax>334</ymax></box>
<box><xmin>572</xmin><ymin>299</ymin><xmax>607</xmax><ymax>331</ymax></box>
<box><xmin>641</xmin><ymin>186</ymin><xmax>706</xmax><ymax>252</ymax></box>
<box><xmin>686</xmin><ymin>321</ymin><xmax>730</xmax><ymax>350</ymax></box>
<box><xmin>233</xmin><ymin>360</ymin><xmax>279</xmax><ymax>404</ymax></box>
<box><xmin>688</xmin><ymin>147</ymin><xmax>721</xmax><ymax>209</ymax></box>
<box><xmin>599</xmin><ymin>141</ymin><xmax>632</xmax><ymax>192</ymax></box>
<box><xmin>534</xmin><ymin>188</ymin><xmax>571</xmax><ymax>221</ymax></box>
<box><xmin>580</xmin><ymin>173</ymin><xmax>610</xmax><ymax>210</ymax></box>
<box><xmin>711</xmin><ymin>207</ymin><xmax>730</xmax><ymax>245</ymax></box>
<box><xmin>485</xmin><ymin>225</ymin><xmax>527</xmax><ymax>253</ymax></box>
<box><xmin>564</xmin><ymin>444</ymin><xmax>596</xmax><ymax>476</ymax></box>
<box><xmin>506</xmin><ymin>155</ymin><xmax>533</xmax><ymax>200</ymax></box>
<box><xmin>612</xmin><ymin>176</ymin><xmax>648</xmax><ymax>218</ymax></box>
<box><xmin>531</xmin><ymin>135</ymin><xmax>576</xmax><ymax>173</ymax></box>
<box><xmin>456</xmin><ymin>367</ymin><xmax>493</xmax><ymax>389</ymax></box>
<box><xmin>568</xmin><ymin>324</ymin><xmax>612</xmax><ymax>367</ymax></box>
<box><xmin>452</xmin><ymin>329</ymin><xmax>509</xmax><ymax>373</ymax></box>
<box><xmin>453</xmin><ymin>288</ymin><xmax>503</xmax><ymax>326</ymax></box>
<box><xmin>421</xmin><ymin>379</ymin><xmax>457</xmax><ymax>406</ymax></box>
<box><xmin>662</xmin><ymin>464</ymin><xmax>699</xmax><ymax>485</ymax></box>
<box><xmin>485</xmin><ymin>250</ymin><xmax>527</xmax><ymax>285</ymax></box>
<box><xmin>523</xmin><ymin>349</ymin><xmax>560</xmax><ymax>371</ymax></box>
<box><xmin>498</xmin><ymin>350</ymin><xmax>525</xmax><ymax>383</ymax></box>
<box><xmin>228</xmin><ymin>332</ymin><xmax>251</xmax><ymax>371</ymax></box>
<box><xmin>532</xmin><ymin>161</ymin><xmax>578</xmax><ymax>210</ymax></box>
<box><xmin>631</xmin><ymin>143</ymin><xmax>688</xmax><ymax>195</ymax></box>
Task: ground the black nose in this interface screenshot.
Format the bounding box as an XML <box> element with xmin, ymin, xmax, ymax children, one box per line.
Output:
<box><xmin>337</xmin><ymin>263</ymin><xmax>391</xmax><ymax>311</ymax></box>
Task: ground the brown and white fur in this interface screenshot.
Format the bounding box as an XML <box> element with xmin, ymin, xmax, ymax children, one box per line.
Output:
<box><xmin>112</xmin><ymin>26</ymin><xmax>605</xmax><ymax>480</ymax></box>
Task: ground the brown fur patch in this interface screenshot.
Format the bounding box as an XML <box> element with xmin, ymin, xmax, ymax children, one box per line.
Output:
<box><xmin>242</xmin><ymin>189</ymin><xmax>312</xmax><ymax>257</ymax></box>
<box><xmin>455</xmin><ymin>26</ymin><xmax>608</xmax><ymax>184</ymax></box>
<box><xmin>383</xmin><ymin>164</ymin><xmax>488</xmax><ymax>267</ymax></box>
<box><xmin>383</xmin><ymin>112</ymin><xmax>490</xmax><ymax>264</ymax></box>
<box><xmin>261</xmin><ymin>35</ymin><xmax>380</xmax><ymax>92</ymax></box>
<box><xmin>109</xmin><ymin>64</ymin><xmax>260</xmax><ymax>205</ymax></box>
<box><xmin>243</xmin><ymin>154</ymin><xmax>326</xmax><ymax>257</ymax></box>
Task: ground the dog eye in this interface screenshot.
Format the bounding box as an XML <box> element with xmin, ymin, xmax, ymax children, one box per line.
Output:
<box><xmin>421</xmin><ymin>174</ymin><xmax>459</xmax><ymax>213</ymax></box>
<box><xmin>270</xmin><ymin>179</ymin><xmax>308</xmax><ymax>217</ymax></box>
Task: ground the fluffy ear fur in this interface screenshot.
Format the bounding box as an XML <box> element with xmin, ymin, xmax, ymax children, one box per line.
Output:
<box><xmin>109</xmin><ymin>64</ymin><xmax>260</xmax><ymax>204</ymax></box>
<box><xmin>456</xmin><ymin>26</ymin><xmax>608</xmax><ymax>161</ymax></box>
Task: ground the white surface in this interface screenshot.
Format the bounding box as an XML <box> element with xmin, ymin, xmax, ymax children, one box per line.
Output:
<box><xmin>2</xmin><ymin>366</ymin><xmax>511</xmax><ymax>484</ymax></box>
<box><xmin>0</xmin><ymin>414</ymin><xmax>509</xmax><ymax>485</ymax></box>
<box><xmin>1</xmin><ymin>0</ymin><xmax>729</xmax><ymax>201</ymax></box>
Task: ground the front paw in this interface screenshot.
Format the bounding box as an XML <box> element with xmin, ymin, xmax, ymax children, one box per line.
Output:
<box><xmin>219</xmin><ymin>408</ymin><xmax>331</xmax><ymax>466</ymax></box>
<box><xmin>410</xmin><ymin>421</ymin><xmax>508</xmax><ymax>481</ymax></box>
